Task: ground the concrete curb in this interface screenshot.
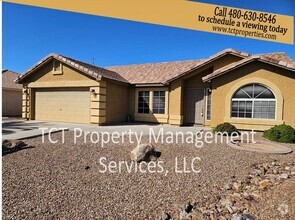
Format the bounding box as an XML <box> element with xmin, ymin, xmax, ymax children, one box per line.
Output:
<box><xmin>227</xmin><ymin>139</ymin><xmax>293</xmax><ymax>154</ymax></box>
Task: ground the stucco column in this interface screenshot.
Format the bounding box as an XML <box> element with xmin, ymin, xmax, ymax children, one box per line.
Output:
<box><xmin>168</xmin><ymin>80</ymin><xmax>184</xmax><ymax>125</ymax></box>
<box><xmin>90</xmin><ymin>81</ymin><xmax>106</xmax><ymax>125</ymax></box>
<box><xmin>22</xmin><ymin>87</ymin><xmax>30</xmax><ymax>119</ymax></box>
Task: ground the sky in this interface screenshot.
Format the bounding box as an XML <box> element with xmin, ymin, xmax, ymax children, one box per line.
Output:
<box><xmin>3</xmin><ymin>0</ymin><xmax>295</xmax><ymax>73</ymax></box>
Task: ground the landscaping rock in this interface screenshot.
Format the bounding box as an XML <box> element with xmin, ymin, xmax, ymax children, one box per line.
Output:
<box><xmin>160</xmin><ymin>211</ymin><xmax>170</xmax><ymax>220</ymax></box>
<box><xmin>279</xmin><ymin>173</ymin><xmax>289</xmax><ymax>179</ymax></box>
<box><xmin>232</xmin><ymin>213</ymin><xmax>255</xmax><ymax>220</ymax></box>
<box><xmin>14</xmin><ymin>141</ymin><xmax>27</xmax><ymax>149</ymax></box>
<box><xmin>220</xmin><ymin>198</ymin><xmax>232</xmax><ymax>207</ymax></box>
<box><xmin>224</xmin><ymin>183</ymin><xmax>232</xmax><ymax>190</ymax></box>
<box><xmin>258</xmin><ymin>179</ymin><xmax>273</xmax><ymax>190</ymax></box>
<box><xmin>232</xmin><ymin>181</ymin><xmax>242</xmax><ymax>192</ymax></box>
<box><xmin>244</xmin><ymin>194</ymin><xmax>254</xmax><ymax>201</ymax></box>
<box><xmin>130</xmin><ymin>144</ymin><xmax>155</xmax><ymax>162</ymax></box>
<box><xmin>2</xmin><ymin>140</ymin><xmax>28</xmax><ymax>155</ymax></box>
<box><xmin>2</xmin><ymin>140</ymin><xmax>12</xmax><ymax>148</ymax></box>
<box><xmin>3</xmin><ymin>132</ymin><xmax>295</xmax><ymax>219</ymax></box>
<box><xmin>179</xmin><ymin>203</ymin><xmax>196</xmax><ymax>220</ymax></box>
<box><xmin>241</xmin><ymin>214</ymin><xmax>256</xmax><ymax>220</ymax></box>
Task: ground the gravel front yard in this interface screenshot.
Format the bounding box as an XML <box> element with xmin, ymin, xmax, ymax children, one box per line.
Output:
<box><xmin>3</xmin><ymin>131</ymin><xmax>295</xmax><ymax>219</ymax></box>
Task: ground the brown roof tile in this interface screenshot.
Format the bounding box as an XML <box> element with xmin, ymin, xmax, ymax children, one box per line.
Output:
<box><xmin>261</xmin><ymin>52</ymin><xmax>293</xmax><ymax>63</ymax></box>
<box><xmin>2</xmin><ymin>70</ymin><xmax>22</xmax><ymax>90</ymax></box>
<box><xmin>16</xmin><ymin>54</ymin><xmax>129</xmax><ymax>84</ymax></box>
<box><xmin>202</xmin><ymin>52</ymin><xmax>295</xmax><ymax>82</ymax></box>
<box><xmin>15</xmin><ymin>49</ymin><xmax>294</xmax><ymax>86</ymax></box>
<box><xmin>106</xmin><ymin>59</ymin><xmax>203</xmax><ymax>85</ymax></box>
<box><xmin>61</xmin><ymin>55</ymin><xmax>129</xmax><ymax>83</ymax></box>
<box><xmin>106</xmin><ymin>48</ymin><xmax>249</xmax><ymax>84</ymax></box>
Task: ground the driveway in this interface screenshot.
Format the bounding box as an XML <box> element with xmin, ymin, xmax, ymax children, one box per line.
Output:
<box><xmin>2</xmin><ymin>118</ymin><xmax>210</xmax><ymax>140</ymax></box>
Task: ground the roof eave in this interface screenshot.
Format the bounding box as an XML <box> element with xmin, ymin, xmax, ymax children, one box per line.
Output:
<box><xmin>165</xmin><ymin>50</ymin><xmax>249</xmax><ymax>84</ymax></box>
<box><xmin>134</xmin><ymin>83</ymin><xmax>167</xmax><ymax>87</ymax></box>
<box><xmin>202</xmin><ymin>58</ymin><xmax>295</xmax><ymax>82</ymax></box>
<box><xmin>16</xmin><ymin>54</ymin><xmax>103</xmax><ymax>84</ymax></box>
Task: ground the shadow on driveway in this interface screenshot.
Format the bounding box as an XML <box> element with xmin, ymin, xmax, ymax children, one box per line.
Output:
<box><xmin>2</xmin><ymin>120</ymin><xmax>47</xmax><ymax>135</ymax></box>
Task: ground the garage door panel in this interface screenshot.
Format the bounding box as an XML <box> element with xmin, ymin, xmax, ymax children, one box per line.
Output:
<box><xmin>35</xmin><ymin>89</ymin><xmax>90</xmax><ymax>123</ymax></box>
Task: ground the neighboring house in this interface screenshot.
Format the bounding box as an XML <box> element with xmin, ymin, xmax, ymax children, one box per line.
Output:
<box><xmin>2</xmin><ymin>70</ymin><xmax>22</xmax><ymax>116</ymax></box>
<box><xmin>15</xmin><ymin>48</ymin><xmax>295</xmax><ymax>130</ymax></box>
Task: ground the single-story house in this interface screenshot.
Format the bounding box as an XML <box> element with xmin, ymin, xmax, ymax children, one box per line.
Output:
<box><xmin>2</xmin><ymin>70</ymin><xmax>22</xmax><ymax>116</ymax></box>
<box><xmin>15</xmin><ymin>48</ymin><xmax>295</xmax><ymax>130</ymax></box>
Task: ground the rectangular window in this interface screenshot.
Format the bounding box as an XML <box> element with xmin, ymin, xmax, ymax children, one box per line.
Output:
<box><xmin>206</xmin><ymin>89</ymin><xmax>212</xmax><ymax>120</ymax></box>
<box><xmin>153</xmin><ymin>91</ymin><xmax>165</xmax><ymax>114</ymax></box>
<box><xmin>253</xmin><ymin>101</ymin><xmax>275</xmax><ymax>119</ymax></box>
<box><xmin>138</xmin><ymin>91</ymin><xmax>150</xmax><ymax>114</ymax></box>
<box><xmin>231</xmin><ymin>100</ymin><xmax>275</xmax><ymax>119</ymax></box>
<box><xmin>231</xmin><ymin>100</ymin><xmax>253</xmax><ymax>118</ymax></box>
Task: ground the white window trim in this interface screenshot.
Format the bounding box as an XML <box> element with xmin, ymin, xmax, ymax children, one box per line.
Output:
<box><xmin>205</xmin><ymin>88</ymin><xmax>212</xmax><ymax>121</ymax></box>
<box><xmin>135</xmin><ymin>88</ymin><xmax>168</xmax><ymax>116</ymax></box>
<box><xmin>230</xmin><ymin>83</ymin><xmax>277</xmax><ymax>120</ymax></box>
<box><xmin>231</xmin><ymin>99</ymin><xmax>276</xmax><ymax>120</ymax></box>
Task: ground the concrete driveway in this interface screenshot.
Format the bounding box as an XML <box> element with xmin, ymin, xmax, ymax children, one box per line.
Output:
<box><xmin>2</xmin><ymin>118</ymin><xmax>210</xmax><ymax>140</ymax></box>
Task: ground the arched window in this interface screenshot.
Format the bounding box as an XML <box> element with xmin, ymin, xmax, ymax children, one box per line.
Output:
<box><xmin>231</xmin><ymin>84</ymin><xmax>276</xmax><ymax>119</ymax></box>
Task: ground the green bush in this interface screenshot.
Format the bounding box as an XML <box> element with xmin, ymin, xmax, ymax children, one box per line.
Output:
<box><xmin>213</xmin><ymin>122</ymin><xmax>239</xmax><ymax>136</ymax></box>
<box><xmin>263</xmin><ymin>124</ymin><xmax>295</xmax><ymax>143</ymax></box>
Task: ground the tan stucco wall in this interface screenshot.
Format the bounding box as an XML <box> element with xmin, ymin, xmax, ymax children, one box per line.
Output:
<box><xmin>90</xmin><ymin>83</ymin><xmax>107</xmax><ymax>124</ymax></box>
<box><xmin>21</xmin><ymin>59</ymin><xmax>106</xmax><ymax>124</ymax></box>
<box><xmin>19</xmin><ymin>56</ymin><xmax>295</xmax><ymax>130</ymax></box>
<box><xmin>213</xmin><ymin>54</ymin><xmax>243</xmax><ymax>71</ymax></box>
<box><xmin>167</xmin><ymin>54</ymin><xmax>238</xmax><ymax>126</ymax></box>
<box><xmin>167</xmin><ymin>56</ymin><xmax>295</xmax><ymax>130</ymax></box>
<box><xmin>168</xmin><ymin>80</ymin><xmax>183</xmax><ymax>125</ymax></box>
<box><xmin>2</xmin><ymin>89</ymin><xmax>22</xmax><ymax>116</ymax></box>
<box><xmin>105</xmin><ymin>82</ymin><xmax>129</xmax><ymax>124</ymax></box>
<box><xmin>128</xmin><ymin>87</ymin><xmax>136</xmax><ymax>118</ymax></box>
<box><xmin>24</xmin><ymin>60</ymin><xmax>96</xmax><ymax>85</ymax></box>
<box><xmin>211</xmin><ymin>62</ymin><xmax>295</xmax><ymax>130</ymax></box>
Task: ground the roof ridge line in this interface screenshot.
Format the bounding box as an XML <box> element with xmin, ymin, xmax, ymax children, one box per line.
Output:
<box><xmin>105</xmin><ymin>58</ymin><xmax>205</xmax><ymax>68</ymax></box>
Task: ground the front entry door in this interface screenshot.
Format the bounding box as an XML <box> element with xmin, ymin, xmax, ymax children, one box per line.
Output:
<box><xmin>185</xmin><ymin>89</ymin><xmax>205</xmax><ymax>125</ymax></box>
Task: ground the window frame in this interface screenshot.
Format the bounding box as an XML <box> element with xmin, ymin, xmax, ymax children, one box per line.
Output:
<box><xmin>231</xmin><ymin>84</ymin><xmax>276</xmax><ymax>120</ymax></box>
<box><xmin>152</xmin><ymin>91</ymin><xmax>166</xmax><ymax>114</ymax></box>
<box><xmin>206</xmin><ymin>88</ymin><xmax>212</xmax><ymax>121</ymax></box>
<box><xmin>135</xmin><ymin>89</ymin><xmax>168</xmax><ymax>116</ymax></box>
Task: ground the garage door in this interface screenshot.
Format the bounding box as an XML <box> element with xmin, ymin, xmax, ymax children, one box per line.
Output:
<box><xmin>35</xmin><ymin>88</ymin><xmax>90</xmax><ymax>123</ymax></box>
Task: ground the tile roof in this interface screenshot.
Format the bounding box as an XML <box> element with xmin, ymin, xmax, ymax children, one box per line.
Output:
<box><xmin>106</xmin><ymin>59</ymin><xmax>204</xmax><ymax>85</ymax></box>
<box><xmin>260</xmin><ymin>52</ymin><xmax>293</xmax><ymax>63</ymax></box>
<box><xmin>16</xmin><ymin>54</ymin><xmax>129</xmax><ymax>84</ymax></box>
<box><xmin>16</xmin><ymin>49</ymin><xmax>294</xmax><ymax>86</ymax></box>
<box><xmin>2</xmin><ymin>70</ymin><xmax>22</xmax><ymax>90</ymax></box>
<box><xmin>202</xmin><ymin>52</ymin><xmax>295</xmax><ymax>82</ymax></box>
<box><xmin>106</xmin><ymin>48</ymin><xmax>249</xmax><ymax>84</ymax></box>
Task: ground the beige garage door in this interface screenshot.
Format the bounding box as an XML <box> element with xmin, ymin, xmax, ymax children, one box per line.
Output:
<box><xmin>35</xmin><ymin>88</ymin><xmax>90</xmax><ymax>123</ymax></box>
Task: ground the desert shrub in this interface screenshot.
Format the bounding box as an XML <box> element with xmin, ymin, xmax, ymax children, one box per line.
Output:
<box><xmin>263</xmin><ymin>124</ymin><xmax>295</xmax><ymax>143</ymax></box>
<box><xmin>213</xmin><ymin>122</ymin><xmax>239</xmax><ymax>136</ymax></box>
